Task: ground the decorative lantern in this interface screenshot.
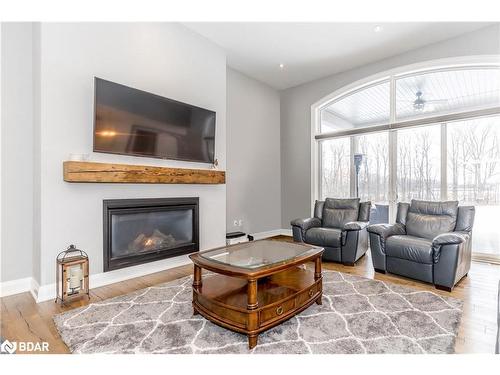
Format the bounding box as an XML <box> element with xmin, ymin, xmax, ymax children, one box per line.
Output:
<box><xmin>55</xmin><ymin>245</ymin><xmax>89</xmax><ymax>305</ymax></box>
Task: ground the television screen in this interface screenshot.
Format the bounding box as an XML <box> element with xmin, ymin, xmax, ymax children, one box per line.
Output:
<box><xmin>93</xmin><ymin>78</ymin><xmax>216</xmax><ymax>163</ymax></box>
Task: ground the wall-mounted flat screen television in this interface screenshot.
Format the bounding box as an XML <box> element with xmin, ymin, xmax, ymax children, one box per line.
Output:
<box><xmin>93</xmin><ymin>78</ymin><xmax>216</xmax><ymax>163</ymax></box>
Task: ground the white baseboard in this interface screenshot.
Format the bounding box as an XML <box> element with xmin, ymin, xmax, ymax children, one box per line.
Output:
<box><xmin>4</xmin><ymin>230</ymin><xmax>294</xmax><ymax>302</ymax></box>
<box><xmin>250</xmin><ymin>228</ymin><xmax>292</xmax><ymax>240</ymax></box>
<box><xmin>30</xmin><ymin>277</ymin><xmax>40</xmax><ymax>301</ymax></box>
<box><xmin>36</xmin><ymin>253</ymin><xmax>192</xmax><ymax>303</ymax></box>
<box><xmin>0</xmin><ymin>277</ymin><xmax>33</xmax><ymax>297</ymax></box>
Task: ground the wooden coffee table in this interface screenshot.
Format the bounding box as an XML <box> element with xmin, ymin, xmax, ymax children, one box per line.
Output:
<box><xmin>189</xmin><ymin>240</ymin><xmax>324</xmax><ymax>349</ymax></box>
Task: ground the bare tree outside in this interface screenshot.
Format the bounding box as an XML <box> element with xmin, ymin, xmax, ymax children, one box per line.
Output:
<box><xmin>447</xmin><ymin>118</ymin><xmax>500</xmax><ymax>255</ymax></box>
<box><xmin>448</xmin><ymin>119</ymin><xmax>500</xmax><ymax>205</ymax></box>
<box><xmin>397</xmin><ymin>125</ymin><xmax>441</xmax><ymax>202</ymax></box>
<box><xmin>321</xmin><ymin>138</ymin><xmax>350</xmax><ymax>199</ymax></box>
<box><xmin>355</xmin><ymin>133</ymin><xmax>389</xmax><ymax>203</ymax></box>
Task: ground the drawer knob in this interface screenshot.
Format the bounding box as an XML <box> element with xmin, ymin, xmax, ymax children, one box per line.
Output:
<box><xmin>276</xmin><ymin>306</ymin><xmax>284</xmax><ymax>315</ymax></box>
<box><xmin>308</xmin><ymin>289</ymin><xmax>314</xmax><ymax>297</ymax></box>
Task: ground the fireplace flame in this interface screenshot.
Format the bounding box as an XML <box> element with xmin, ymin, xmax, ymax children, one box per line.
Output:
<box><xmin>128</xmin><ymin>229</ymin><xmax>178</xmax><ymax>253</ymax></box>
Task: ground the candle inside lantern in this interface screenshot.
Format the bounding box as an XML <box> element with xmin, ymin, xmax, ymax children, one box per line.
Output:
<box><xmin>69</xmin><ymin>275</ymin><xmax>80</xmax><ymax>289</ymax></box>
<box><xmin>68</xmin><ymin>266</ymin><xmax>83</xmax><ymax>290</ymax></box>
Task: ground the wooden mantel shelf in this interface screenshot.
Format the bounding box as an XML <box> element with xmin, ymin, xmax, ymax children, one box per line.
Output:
<box><xmin>63</xmin><ymin>161</ymin><xmax>225</xmax><ymax>184</ymax></box>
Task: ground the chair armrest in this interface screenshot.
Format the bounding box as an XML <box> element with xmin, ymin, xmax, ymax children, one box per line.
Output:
<box><xmin>291</xmin><ymin>217</ymin><xmax>321</xmax><ymax>242</ymax></box>
<box><xmin>343</xmin><ymin>221</ymin><xmax>368</xmax><ymax>231</ymax></box>
<box><xmin>366</xmin><ymin>223</ymin><xmax>405</xmax><ymax>239</ymax></box>
<box><xmin>432</xmin><ymin>231</ymin><xmax>470</xmax><ymax>263</ymax></box>
<box><xmin>290</xmin><ymin>217</ymin><xmax>321</xmax><ymax>232</ymax></box>
<box><xmin>432</xmin><ymin>231</ymin><xmax>469</xmax><ymax>246</ymax></box>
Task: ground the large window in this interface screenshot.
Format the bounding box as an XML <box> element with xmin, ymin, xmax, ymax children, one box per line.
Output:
<box><xmin>314</xmin><ymin>61</ymin><xmax>500</xmax><ymax>260</ymax></box>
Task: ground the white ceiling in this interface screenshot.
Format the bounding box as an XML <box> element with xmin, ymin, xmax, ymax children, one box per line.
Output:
<box><xmin>183</xmin><ymin>22</ymin><xmax>493</xmax><ymax>90</ymax></box>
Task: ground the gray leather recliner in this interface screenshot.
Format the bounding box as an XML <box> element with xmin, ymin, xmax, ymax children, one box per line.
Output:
<box><xmin>367</xmin><ymin>199</ymin><xmax>475</xmax><ymax>291</ymax></box>
<box><xmin>291</xmin><ymin>198</ymin><xmax>371</xmax><ymax>265</ymax></box>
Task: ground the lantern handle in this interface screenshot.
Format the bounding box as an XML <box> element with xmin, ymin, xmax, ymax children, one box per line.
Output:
<box><xmin>56</xmin><ymin>244</ymin><xmax>88</xmax><ymax>261</ymax></box>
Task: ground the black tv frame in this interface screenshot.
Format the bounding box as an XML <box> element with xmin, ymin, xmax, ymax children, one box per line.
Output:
<box><xmin>92</xmin><ymin>77</ymin><xmax>216</xmax><ymax>164</ymax></box>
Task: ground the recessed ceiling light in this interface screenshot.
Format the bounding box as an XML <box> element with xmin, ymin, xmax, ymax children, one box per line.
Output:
<box><xmin>374</xmin><ymin>25</ymin><xmax>383</xmax><ymax>33</ymax></box>
<box><xmin>279</xmin><ymin>63</ymin><xmax>284</xmax><ymax>69</ymax></box>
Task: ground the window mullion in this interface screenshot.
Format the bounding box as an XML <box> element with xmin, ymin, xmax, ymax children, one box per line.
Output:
<box><xmin>388</xmin><ymin>76</ymin><xmax>398</xmax><ymax>222</ymax></box>
<box><xmin>441</xmin><ymin>123</ymin><xmax>448</xmax><ymax>200</ymax></box>
<box><xmin>349</xmin><ymin>137</ymin><xmax>356</xmax><ymax>197</ymax></box>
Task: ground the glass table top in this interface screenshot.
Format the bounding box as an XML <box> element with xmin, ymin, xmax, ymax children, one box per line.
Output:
<box><xmin>199</xmin><ymin>240</ymin><xmax>321</xmax><ymax>270</ymax></box>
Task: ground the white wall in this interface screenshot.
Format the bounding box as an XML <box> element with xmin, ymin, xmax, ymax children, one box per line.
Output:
<box><xmin>32</xmin><ymin>23</ymin><xmax>42</xmax><ymax>284</ymax></box>
<box><xmin>1</xmin><ymin>23</ymin><xmax>34</xmax><ymax>282</ymax></box>
<box><xmin>280</xmin><ymin>24</ymin><xmax>500</xmax><ymax>228</ymax></box>
<box><xmin>226</xmin><ymin>68</ymin><xmax>281</xmax><ymax>234</ymax></box>
<box><xmin>31</xmin><ymin>23</ymin><xmax>227</xmax><ymax>288</ymax></box>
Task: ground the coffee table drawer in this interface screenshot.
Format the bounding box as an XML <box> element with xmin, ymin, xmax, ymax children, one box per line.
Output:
<box><xmin>296</xmin><ymin>283</ymin><xmax>319</xmax><ymax>305</ymax></box>
<box><xmin>260</xmin><ymin>298</ymin><xmax>295</xmax><ymax>325</ymax></box>
<box><xmin>196</xmin><ymin>294</ymin><xmax>247</xmax><ymax>329</ymax></box>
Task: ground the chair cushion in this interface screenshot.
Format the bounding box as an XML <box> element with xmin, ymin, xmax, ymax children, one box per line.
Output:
<box><xmin>305</xmin><ymin>227</ymin><xmax>342</xmax><ymax>248</ymax></box>
<box><xmin>386</xmin><ymin>235</ymin><xmax>433</xmax><ymax>264</ymax></box>
<box><xmin>322</xmin><ymin>198</ymin><xmax>360</xmax><ymax>229</ymax></box>
<box><xmin>405</xmin><ymin>200</ymin><xmax>459</xmax><ymax>240</ymax></box>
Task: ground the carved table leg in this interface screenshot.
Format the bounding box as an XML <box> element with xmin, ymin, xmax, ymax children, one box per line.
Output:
<box><xmin>314</xmin><ymin>256</ymin><xmax>322</xmax><ymax>305</ymax></box>
<box><xmin>193</xmin><ymin>265</ymin><xmax>202</xmax><ymax>289</ymax></box>
<box><xmin>192</xmin><ymin>265</ymin><xmax>202</xmax><ymax>315</ymax></box>
<box><xmin>248</xmin><ymin>334</ymin><xmax>258</xmax><ymax>349</ymax></box>
<box><xmin>247</xmin><ymin>279</ymin><xmax>259</xmax><ymax>349</ymax></box>
<box><xmin>247</xmin><ymin>279</ymin><xmax>259</xmax><ymax>310</ymax></box>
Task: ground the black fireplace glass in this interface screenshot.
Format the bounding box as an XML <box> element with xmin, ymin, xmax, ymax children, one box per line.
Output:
<box><xmin>110</xmin><ymin>209</ymin><xmax>194</xmax><ymax>259</ymax></box>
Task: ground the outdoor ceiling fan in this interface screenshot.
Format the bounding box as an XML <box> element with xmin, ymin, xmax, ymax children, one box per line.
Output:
<box><xmin>407</xmin><ymin>90</ymin><xmax>448</xmax><ymax>111</ymax></box>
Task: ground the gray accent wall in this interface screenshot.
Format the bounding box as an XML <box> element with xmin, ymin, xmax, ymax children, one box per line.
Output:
<box><xmin>226</xmin><ymin>68</ymin><xmax>281</xmax><ymax>234</ymax></box>
<box><xmin>280</xmin><ymin>24</ymin><xmax>500</xmax><ymax>228</ymax></box>
<box><xmin>1</xmin><ymin>23</ymin><xmax>34</xmax><ymax>282</ymax></box>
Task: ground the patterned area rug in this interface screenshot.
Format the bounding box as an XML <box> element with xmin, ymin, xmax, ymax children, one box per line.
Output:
<box><xmin>53</xmin><ymin>271</ymin><xmax>463</xmax><ymax>354</ymax></box>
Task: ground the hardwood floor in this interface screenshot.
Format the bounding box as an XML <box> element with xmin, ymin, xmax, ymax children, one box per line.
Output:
<box><xmin>1</xmin><ymin>236</ymin><xmax>499</xmax><ymax>354</ymax></box>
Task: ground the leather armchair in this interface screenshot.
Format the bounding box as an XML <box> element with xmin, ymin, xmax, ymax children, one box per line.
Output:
<box><xmin>367</xmin><ymin>200</ymin><xmax>475</xmax><ymax>291</ymax></box>
<box><xmin>291</xmin><ymin>198</ymin><xmax>371</xmax><ymax>265</ymax></box>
